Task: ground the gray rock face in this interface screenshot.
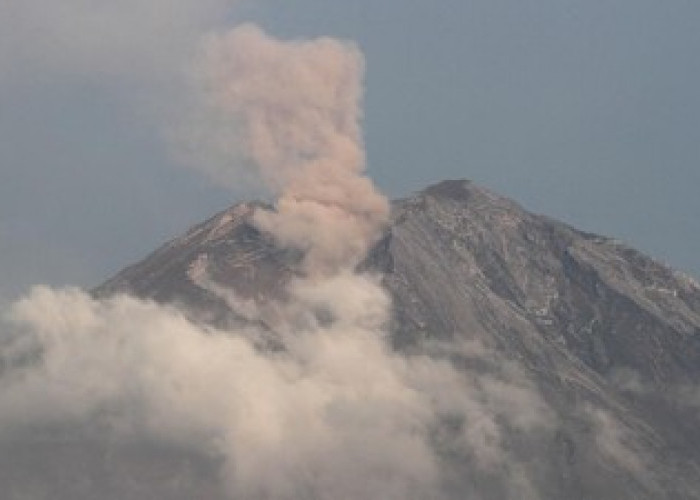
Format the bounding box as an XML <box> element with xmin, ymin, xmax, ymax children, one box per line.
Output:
<box><xmin>25</xmin><ymin>180</ymin><xmax>700</xmax><ymax>499</ymax></box>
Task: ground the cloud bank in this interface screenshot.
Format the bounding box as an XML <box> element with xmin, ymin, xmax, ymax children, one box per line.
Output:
<box><xmin>1</xmin><ymin>282</ymin><xmax>440</xmax><ymax>499</ymax></box>
<box><xmin>0</xmin><ymin>282</ymin><xmax>555</xmax><ymax>499</ymax></box>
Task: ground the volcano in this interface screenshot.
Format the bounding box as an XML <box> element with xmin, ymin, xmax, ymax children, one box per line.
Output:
<box><xmin>4</xmin><ymin>180</ymin><xmax>700</xmax><ymax>500</ymax></box>
<box><xmin>90</xmin><ymin>179</ymin><xmax>700</xmax><ymax>499</ymax></box>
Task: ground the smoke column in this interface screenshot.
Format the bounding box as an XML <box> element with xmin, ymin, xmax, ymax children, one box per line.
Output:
<box><xmin>188</xmin><ymin>24</ymin><xmax>389</xmax><ymax>274</ymax></box>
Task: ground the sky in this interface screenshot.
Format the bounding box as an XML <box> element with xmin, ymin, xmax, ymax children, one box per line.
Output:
<box><xmin>1</xmin><ymin>0</ymin><xmax>699</xmax><ymax>301</ymax></box>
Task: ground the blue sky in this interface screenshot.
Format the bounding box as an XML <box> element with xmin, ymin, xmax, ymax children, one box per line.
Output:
<box><xmin>1</xmin><ymin>0</ymin><xmax>699</xmax><ymax>300</ymax></box>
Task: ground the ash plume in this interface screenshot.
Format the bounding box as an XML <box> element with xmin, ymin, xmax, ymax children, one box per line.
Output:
<box><xmin>183</xmin><ymin>24</ymin><xmax>389</xmax><ymax>274</ymax></box>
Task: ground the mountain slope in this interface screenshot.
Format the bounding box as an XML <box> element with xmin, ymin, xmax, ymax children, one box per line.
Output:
<box><xmin>86</xmin><ymin>179</ymin><xmax>700</xmax><ymax>499</ymax></box>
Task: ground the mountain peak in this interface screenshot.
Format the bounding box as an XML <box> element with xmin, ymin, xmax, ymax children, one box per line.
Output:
<box><xmin>423</xmin><ymin>178</ymin><xmax>474</xmax><ymax>199</ymax></box>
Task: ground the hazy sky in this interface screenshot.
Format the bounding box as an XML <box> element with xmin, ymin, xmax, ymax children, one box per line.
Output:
<box><xmin>1</xmin><ymin>0</ymin><xmax>699</xmax><ymax>300</ymax></box>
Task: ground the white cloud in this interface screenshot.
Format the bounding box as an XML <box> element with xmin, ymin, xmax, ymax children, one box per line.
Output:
<box><xmin>0</xmin><ymin>280</ymin><xmax>555</xmax><ymax>499</ymax></box>
<box><xmin>0</xmin><ymin>284</ymin><xmax>441</xmax><ymax>499</ymax></box>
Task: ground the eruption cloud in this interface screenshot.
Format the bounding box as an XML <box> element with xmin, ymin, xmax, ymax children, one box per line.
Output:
<box><xmin>184</xmin><ymin>24</ymin><xmax>389</xmax><ymax>274</ymax></box>
<box><xmin>0</xmin><ymin>24</ymin><xmax>554</xmax><ymax>500</ymax></box>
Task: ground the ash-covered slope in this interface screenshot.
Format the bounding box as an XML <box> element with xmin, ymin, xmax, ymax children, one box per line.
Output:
<box><xmin>92</xmin><ymin>179</ymin><xmax>700</xmax><ymax>499</ymax></box>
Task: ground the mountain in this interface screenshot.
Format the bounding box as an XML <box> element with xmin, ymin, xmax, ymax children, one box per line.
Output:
<box><xmin>93</xmin><ymin>179</ymin><xmax>700</xmax><ymax>499</ymax></box>
<box><xmin>8</xmin><ymin>180</ymin><xmax>700</xmax><ymax>499</ymax></box>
